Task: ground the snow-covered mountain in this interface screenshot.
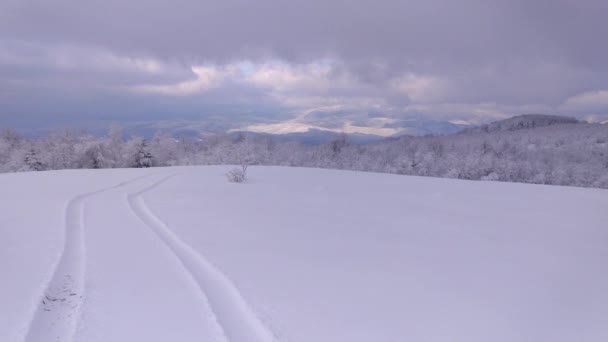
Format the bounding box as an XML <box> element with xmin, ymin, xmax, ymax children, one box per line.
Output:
<box><xmin>2</xmin><ymin>166</ymin><xmax>607</xmax><ymax>342</ymax></box>
<box><xmin>18</xmin><ymin>116</ymin><xmax>467</xmax><ymax>142</ymax></box>
<box><xmin>228</xmin><ymin>129</ymin><xmax>387</xmax><ymax>145</ymax></box>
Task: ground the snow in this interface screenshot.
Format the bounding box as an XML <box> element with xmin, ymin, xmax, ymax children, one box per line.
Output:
<box><xmin>1</xmin><ymin>166</ymin><xmax>607</xmax><ymax>342</ymax></box>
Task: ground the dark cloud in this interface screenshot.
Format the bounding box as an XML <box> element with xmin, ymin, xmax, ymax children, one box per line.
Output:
<box><xmin>1</xmin><ymin>0</ymin><xmax>607</xmax><ymax>131</ymax></box>
<box><xmin>4</xmin><ymin>0</ymin><xmax>606</xmax><ymax>65</ymax></box>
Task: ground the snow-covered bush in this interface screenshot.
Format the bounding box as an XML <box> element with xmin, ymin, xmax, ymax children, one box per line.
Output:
<box><xmin>481</xmin><ymin>172</ymin><xmax>500</xmax><ymax>182</ymax></box>
<box><xmin>226</xmin><ymin>167</ymin><xmax>246</xmax><ymax>183</ymax></box>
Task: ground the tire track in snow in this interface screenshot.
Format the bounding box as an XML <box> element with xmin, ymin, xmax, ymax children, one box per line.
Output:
<box><xmin>23</xmin><ymin>173</ymin><xmax>156</xmax><ymax>342</ymax></box>
<box><xmin>127</xmin><ymin>174</ymin><xmax>277</xmax><ymax>342</ymax></box>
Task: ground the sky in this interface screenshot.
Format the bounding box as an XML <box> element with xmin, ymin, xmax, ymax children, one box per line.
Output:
<box><xmin>1</xmin><ymin>0</ymin><xmax>607</xmax><ymax>135</ymax></box>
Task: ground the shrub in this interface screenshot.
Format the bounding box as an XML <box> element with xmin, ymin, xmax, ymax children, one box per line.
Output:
<box><xmin>226</xmin><ymin>167</ymin><xmax>246</xmax><ymax>183</ymax></box>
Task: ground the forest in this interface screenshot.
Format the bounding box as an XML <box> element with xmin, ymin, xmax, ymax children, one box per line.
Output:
<box><xmin>1</xmin><ymin>117</ymin><xmax>607</xmax><ymax>189</ymax></box>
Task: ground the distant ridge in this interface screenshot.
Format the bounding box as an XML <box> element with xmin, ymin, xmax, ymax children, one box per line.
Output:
<box><xmin>462</xmin><ymin>114</ymin><xmax>580</xmax><ymax>134</ymax></box>
<box><xmin>228</xmin><ymin>129</ymin><xmax>386</xmax><ymax>145</ymax></box>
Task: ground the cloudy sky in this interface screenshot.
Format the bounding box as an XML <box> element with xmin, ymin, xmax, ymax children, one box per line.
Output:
<box><xmin>1</xmin><ymin>0</ymin><xmax>607</xmax><ymax>134</ymax></box>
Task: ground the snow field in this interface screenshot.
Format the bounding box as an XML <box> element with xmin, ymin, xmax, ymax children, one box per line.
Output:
<box><xmin>1</xmin><ymin>166</ymin><xmax>607</xmax><ymax>342</ymax></box>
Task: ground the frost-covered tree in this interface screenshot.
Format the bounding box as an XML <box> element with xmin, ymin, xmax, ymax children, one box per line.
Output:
<box><xmin>45</xmin><ymin>130</ymin><xmax>79</xmax><ymax>170</ymax></box>
<box><xmin>24</xmin><ymin>148</ymin><xmax>45</xmax><ymax>171</ymax></box>
<box><xmin>79</xmin><ymin>141</ymin><xmax>111</xmax><ymax>169</ymax></box>
<box><xmin>127</xmin><ymin>138</ymin><xmax>153</xmax><ymax>168</ymax></box>
<box><xmin>0</xmin><ymin>129</ymin><xmax>19</xmax><ymax>170</ymax></box>
<box><xmin>1</xmin><ymin>118</ymin><xmax>607</xmax><ymax>189</ymax></box>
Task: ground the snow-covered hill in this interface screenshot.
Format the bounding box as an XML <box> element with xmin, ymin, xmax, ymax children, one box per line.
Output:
<box><xmin>462</xmin><ymin>114</ymin><xmax>580</xmax><ymax>134</ymax></box>
<box><xmin>1</xmin><ymin>166</ymin><xmax>607</xmax><ymax>342</ymax></box>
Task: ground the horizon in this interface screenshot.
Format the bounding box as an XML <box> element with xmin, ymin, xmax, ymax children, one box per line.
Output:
<box><xmin>4</xmin><ymin>113</ymin><xmax>602</xmax><ymax>142</ymax></box>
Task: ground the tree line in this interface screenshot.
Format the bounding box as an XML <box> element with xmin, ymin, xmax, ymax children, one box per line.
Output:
<box><xmin>1</xmin><ymin>122</ymin><xmax>607</xmax><ymax>189</ymax></box>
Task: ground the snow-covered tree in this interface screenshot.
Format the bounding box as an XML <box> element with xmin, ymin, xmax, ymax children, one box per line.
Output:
<box><xmin>128</xmin><ymin>138</ymin><xmax>153</xmax><ymax>168</ymax></box>
<box><xmin>24</xmin><ymin>148</ymin><xmax>45</xmax><ymax>171</ymax></box>
<box><xmin>1</xmin><ymin>117</ymin><xmax>607</xmax><ymax>189</ymax></box>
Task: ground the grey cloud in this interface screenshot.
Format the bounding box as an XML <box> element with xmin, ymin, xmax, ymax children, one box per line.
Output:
<box><xmin>0</xmin><ymin>40</ymin><xmax>194</xmax><ymax>87</ymax></box>
<box><xmin>1</xmin><ymin>0</ymin><xmax>608</xmax><ymax>131</ymax></box>
<box><xmin>3</xmin><ymin>0</ymin><xmax>606</xmax><ymax>66</ymax></box>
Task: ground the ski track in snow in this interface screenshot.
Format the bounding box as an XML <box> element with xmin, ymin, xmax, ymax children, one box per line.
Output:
<box><xmin>127</xmin><ymin>174</ymin><xmax>277</xmax><ymax>342</ymax></box>
<box><xmin>22</xmin><ymin>174</ymin><xmax>155</xmax><ymax>342</ymax></box>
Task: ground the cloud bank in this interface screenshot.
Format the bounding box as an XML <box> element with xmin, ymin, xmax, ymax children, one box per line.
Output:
<box><xmin>1</xmin><ymin>0</ymin><xmax>607</xmax><ymax>133</ymax></box>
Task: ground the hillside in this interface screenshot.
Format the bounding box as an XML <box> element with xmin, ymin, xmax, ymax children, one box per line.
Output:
<box><xmin>1</xmin><ymin>166</ymin><xmax>607</xmax><ymax>342</ymax></box>
<box><xmin>462</xmin><ymin>114</ymin><xmax>580</xmax><ymax>134</ymax></box>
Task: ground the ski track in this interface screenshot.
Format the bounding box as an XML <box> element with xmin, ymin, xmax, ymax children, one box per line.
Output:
<box><xmin>127</xmin><ymin>174</ymin><xmax>277</xmax><ymax>342</ymax></box>
<box><xmin>22</xmin><ymin>174</ymin><xmax>156</xmax><ymax>342</ymax></box>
